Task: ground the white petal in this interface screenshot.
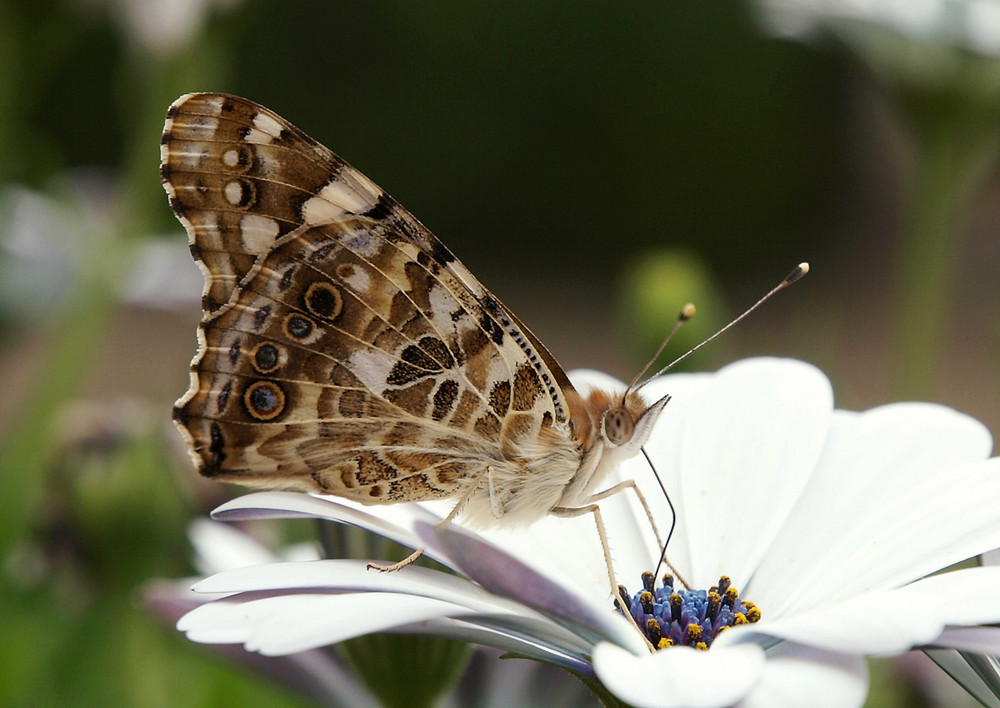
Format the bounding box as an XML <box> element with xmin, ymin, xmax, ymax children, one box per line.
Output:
<box><xmin>892</xmin><ymin>567</ymin><xmax>1000</xmax><ymax>626</ymax></box>
<box><xmin>725</xmin><ymin>591</ymin><xmax>942</xmax><ymax>655</ymax></box>
<box><xmin>736</xmin><ymin>642</ymin><xmax>868</xmax><ymax>708</ymax></box>
<box><xmin>730</xmin><ymin>567</ymin><xmax>1000</xmax><ymax>655</ymax></box>
<box><xmin>180</xmin><ymin>580</ymin><xmax>595</xmax><ymax>666</ymax></box>
<box><xmin>187</xmin><ymin>557</ymin><xmax>621</xmax><ymax>663</ymax></box>
<box><xmin>210</xmin><ymin>492</ymin><xmax>463</xmax><ymax>567</ymax></box>
<box><xmin>464</xmin><ymin>502</ymin><xmax>620</xmax><ymax>608</ymax></box>
<box><xmin>752</xmin><ymin>402</ymin><xmax>995</xmax><ymax>614</ymax></box>
<box><xmin>279</xmin><ymin>541</ymin><xmax>322</xmax><ymax>562</ymax></box>
<box><xmin>776</xmin><ymin>457</ymin><xmax>1000</xmax><ymax>617</ymax></box>
<box><xmin>190</xmin><ymin>558</ymin><xmax>529</xmax><ymax>616</ymax></box>
<box><xmin>673</xmin><ymin>358</ymin><xmax>833</xmax><ymax>587</ymax></box>
<box><xmin>211</xmin><ymin>486</ymin><xmax>643</xmax><ymax>621</ymax></box>
<box><xmin>207</xmin><ymin>487</ymin><xmax>648</xmax><ymax>655</ymax></box>
<box><xmin>981</xmin><ymin>547</ymin><xmax>1000</xmax><ymax>566</ymax></box>
<box><xmin>567</xmin><ymin>369</ymin><xmax>628</xmax><ymax>396</ymax></box>
<box><xmin>213</xmin><ymin>492</ymin><xmax>433</xmax><ymax>541</ymax></box>
<box><xmin>568</xmin><ymin>368</ymin><xmax>704</xmax><ymax>583</ymax></box>
<box><xmin>178</xmin><ymin>592</ymin><xmax>464</xmax><ymax>655</ymax></box>
<box><xmin>593</xmin><ymin>641</ymin><xmax>766</xmax><ymax>708</ymax></box>
<box><xmin>924</xmin><ymin>647</ymin><xmax>1000</xmax><ymax>708</ymax></box>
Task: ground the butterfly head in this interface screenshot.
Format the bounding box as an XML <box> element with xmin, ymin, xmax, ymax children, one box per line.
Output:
<box><xmin>600</xmin><ymin>392</ymin><xmax>671</xmax><ymax>455</ymax></box>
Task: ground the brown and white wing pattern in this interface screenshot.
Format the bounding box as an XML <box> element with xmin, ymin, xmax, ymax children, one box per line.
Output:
<box><xmin>161</xmin><ymin>93</ymin><xmax>591</xmax><ymax>518</ymax></box>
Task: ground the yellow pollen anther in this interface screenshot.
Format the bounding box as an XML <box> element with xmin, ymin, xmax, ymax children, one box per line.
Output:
<box><xmin>687</xmin><ymin>624</ymin><xmax>703</xmax><ymax>643</ymax></box>
<box><xmin>746</xmin><ymin>606</ymin><xmax>762</xmax><ymax>623</ymax></box>
<box><xmin>733</xmin><ymin>613</ymin><xmax>747</xmax><ymax>625</ymax></box>
<box><xmin>695</xmin><ymin>641</ymin><xmax>708</xmax><ymax>651</ymax></box>
<box><xmin>658</xmin><ymin>637</ymin><xmax>673</xmax><ymax>649</ymax></box>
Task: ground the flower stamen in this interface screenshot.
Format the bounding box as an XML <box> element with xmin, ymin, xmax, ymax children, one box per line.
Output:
<box><xmin>617</xmin><ymin>574</ymin><xmax>760</xmax><ymax>650</ymax></box>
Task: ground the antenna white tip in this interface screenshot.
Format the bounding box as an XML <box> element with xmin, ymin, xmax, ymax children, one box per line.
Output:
<box><xmin>785</xmin><ymin>263</ymin><xmax>809</xmax><ymax>285</ymax></box>
<box><xmin>633</xmin><ymin>261</ymin><xmax>809</xmax><ymax>390</ymax></box>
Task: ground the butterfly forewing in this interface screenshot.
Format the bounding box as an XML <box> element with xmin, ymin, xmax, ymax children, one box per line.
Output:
<box><xmin>163</xmin><ymin>93</ymin><xmax>589</xmax><ymax>515</ymax></box>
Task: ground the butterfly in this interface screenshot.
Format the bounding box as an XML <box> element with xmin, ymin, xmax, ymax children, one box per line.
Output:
<box><xmin>161</xmin><ymin>93</ymin><xmax>672</xmax><ymax>580</ymax></box>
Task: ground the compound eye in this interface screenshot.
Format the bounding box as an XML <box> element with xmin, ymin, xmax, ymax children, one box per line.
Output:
<box><xmin>603</xmin><ymin>407</ymin><xmax>635</xmax><ymax>446</ymax></box>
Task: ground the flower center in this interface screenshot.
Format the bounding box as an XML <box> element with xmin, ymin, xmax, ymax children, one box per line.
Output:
<box><xmin>617</xmin><ymin>572</ymin><xmax>761</xmax><ymax>650</ymax></box>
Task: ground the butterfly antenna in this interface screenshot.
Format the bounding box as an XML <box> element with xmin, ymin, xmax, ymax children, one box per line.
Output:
<box><xmin>624</xmin><ymin>303</ymin><xmax>697</xmax><ymax>400</ymax></box>
<box><xmin>635</xmin><ymin>262</ymin><xmax>809</xmax><ymax>392</ymax></box>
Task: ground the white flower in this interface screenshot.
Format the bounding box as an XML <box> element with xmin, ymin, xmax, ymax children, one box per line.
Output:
<box><xmin>0</xmin><ymin>178</ymin><xmax>114</xmax><ymax>319</ymax></box>
<box><xmin>175</xmin><ymin>358</ymin><xmax>1000</xmax><ymax>707</ymax></box>
<box><xmin>74</xmin><ymin>0</ymin><xmax>243</xmax><ymax>56</ymax></box>
<box><xmin>754</xmin><ymin>0</ymin><xmax>1000</xmax><ymax>100</ymax></box>
<box><xmin>756</xmin><ymin>0</ymin><xmax>1000</xmax><ymax>56</ymax></box>
<box><xmin>0</xmin><ymin>178</ymin><xmax>201</xmax><ymax>319</ymax></box>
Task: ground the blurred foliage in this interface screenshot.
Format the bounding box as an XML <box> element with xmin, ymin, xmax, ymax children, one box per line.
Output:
<box><xmin>1</xmin><ymin>0</ymin><xmax>843</xmax><ymax>282</ymax></box>
<box><xmin>340</xmin><ymin>635</ymin><xmax>469</xmax><ymax>708</ymax></box>
<box><xmin>0</xmin><ymin>0</ymin><xmax>996</xmax><ymax>706</ymax></box>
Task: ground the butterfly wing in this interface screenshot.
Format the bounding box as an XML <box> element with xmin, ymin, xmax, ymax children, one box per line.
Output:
<box><xmin>162</xmin><ymin>93</ymin><xmax>586</xmax><ymax>507</ymax></box>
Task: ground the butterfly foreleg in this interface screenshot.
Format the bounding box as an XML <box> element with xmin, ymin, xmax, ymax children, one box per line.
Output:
<box><xmin>486</xmin><ymin>466</ymin><xmax>502</xmax><ymax>518</ymax></box>
<box><xmin>556</xmin><ymin>480</ymin><xmax>689</xmax><ymax>592</ymax></box>
<box><xmin>549</xmin><ymin>502</ymin><xmax>654</xmax><ymax>652</ymax></box>
<box><xmin>585</xmin><ymin>480</ymin><xmax>665</xmax><ymax>551</ymax></box>
<box><xmin>549</xmin><ymin>502</ymin><xmax>626</xmax><ymax>609</ymax></box>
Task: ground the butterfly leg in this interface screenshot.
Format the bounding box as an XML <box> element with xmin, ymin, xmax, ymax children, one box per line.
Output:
<box><xmin>370</xmin><ymin>468</ymin><xmax>496</xmax><ymax>572</ymax></box>
<box><xmin>549</xmin><ymin>502</ymin><xmax>621</xmax><ymax>607</ymax></box>
<box><xmin>486</xmin><ymin>466</ymin><xmax>502</xmax><ymax>518</ymax></box>
<box><xmin>587</xmin><ymin>479</ymin><xmax>691</xmax><ymax>587</ymax></box>
<box><xmin>366</xmin><ymin>547</ymin><xmax>426</xmax><ymax>572</ymax></box>
<box><xmin>549</xmin><ymin>502</ymin><xmax>654</xmax><ymax>653</ymax></box>
<box><xmin>581</xmin><ymin>480</ymin><xmax>688</xmax><ymax>589</ymax></box>
<box><xmin>373</xmin><ymin>466</ymin><xmax>505</xmax><ymax>572</ymax></box>
<box><xmin>550</xmin><ymin>501</ymin><xmax>656</xmax><ymax>652</ymax></box>
<box><xmin>584</xmin><ymin>480</ymin><xmax>662</xmax><ymax>547</ymax></box>
<box><xmin>440</xmin><ymin>466</ymin><xmax>493</xmax><ymax>525</ymax></box>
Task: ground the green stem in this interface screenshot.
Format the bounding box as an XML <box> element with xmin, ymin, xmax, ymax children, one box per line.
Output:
<box><xmin>888</xmin><ymin>101</ymin><xmax>1000</xmax><ymax>400</ymax></box>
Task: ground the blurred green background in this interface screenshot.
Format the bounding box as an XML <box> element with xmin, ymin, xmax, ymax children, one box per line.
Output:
<box><xmin>1</xmin><ymin>1</ymin><xmax>997</xmax><ymax>706</ymax></box>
